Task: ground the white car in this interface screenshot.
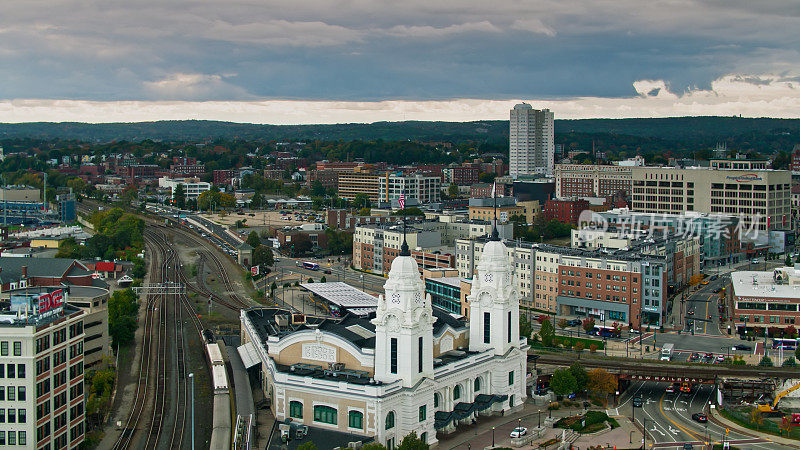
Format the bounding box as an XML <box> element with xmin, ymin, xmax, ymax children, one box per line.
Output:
<box><xmin>510</xmin><ymin>427</ymin><xmax>528</xmax><ymax>438</ymax></box>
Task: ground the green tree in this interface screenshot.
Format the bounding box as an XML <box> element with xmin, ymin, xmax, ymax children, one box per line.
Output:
<box><xmin>108</xmin><ymin>289</ymin><xmax>139</xmax><ymax>349</ymax></box>
<box><xmin>297</xmin><ymin>442</ymin><xmax>318</xmax><ymax>450</ymax></box>
<box><xmin>540</xmin><ymin>318</ymin><xmax>555</xmax><ymax>347</ymax></box>
<box><xmin>783</xmin><ymin>357</ymin><xmax>797</xmax><ymax>367</ymax></box>
<box><xmin>252</xmin><ymin>245</ymin><xmax>274</xmax><ymax>266</ymax></box>
<box><xmin>550</xmin><ymin>368</ymin><xmax>578</xmax><ymax>396</ymax></box>
<box><xmin>397</xmin><ymin>431</ymin><xmax>429</xmax><ymax>450</ymax></box>
<box><xmin>795</xmin><ymin>345</ymin><xmax>800</xmax><ymax>361</ymax></box>
<box><xmin>520</xmin><ymin>315</ymin><xmax>533</xmax><ymax>340</ymax></box>
<box><xmin>569</xmin><ymin>363</ymin><xmax>588</xmax><ymax>392</ymax></box>
<box><xmin>311</xmin><ymin>180</ymin><xmax>327</xmax><ymax>197</ymax></box>
<box><xmin>55</xmin><ymin>237</ymin><xmax>81</xmax><ymax>258</ymax></box>
<box><xmin>759</xmin><ymin>355</ymin><xmax>774</xmax><ymax>367</ymax></box>
<box><xmin>362</xmin><ymin>443</ymin><xmax>389</xmax><ymax>450</ymax></box>
<box><xmin>358</xmin><ymin>207</ymin><xmax>371</xmax><ymax>216</ymax></box>
<box><xmin>447</xmin><ymin>184</ymin><xmax>459</xmax><ymax>197</ymax></box>
<box><xmin>320</xmin><ymin>276</ymin><xmax>327</xmax><ymax>283</ymax></box>
<box><xmin>353</xmin><ymin>193</ymin><xmax>371</xmax><ymax>209</ymax></box>
<box><xmin>173</xmin><ymin>183</ymin><xmax>186</xmax><ymax>209</ymax></box>
<box><xmin>247</xmin><ymin>231</ymin><xmax>262</xmax><ymax>248</ymax></box>
<box><xmin>391</xmin><ymin>207</ymin><xmax>424</xmax><ymax>217</ymax></box>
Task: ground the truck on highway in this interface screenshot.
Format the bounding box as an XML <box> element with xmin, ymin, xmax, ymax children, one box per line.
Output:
<box><xmin>660</xmin><ymin>343</ymin><xmax>674</xmax><ymax>361</ymax></box>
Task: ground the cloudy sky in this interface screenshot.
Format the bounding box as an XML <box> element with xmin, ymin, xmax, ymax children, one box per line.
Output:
<box><xmin>1</xmin><ymin>0</ymin><xmax>799</xmax><ymax>123</ymax></box>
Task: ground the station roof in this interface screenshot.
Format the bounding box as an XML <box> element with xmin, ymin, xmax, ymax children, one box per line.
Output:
<box><xmin>731</xmin><ymin>269</ymin><xmax>800</xmax><ymax>299</ymax></box>
<box><xmin>300</xmin><ymin>281</ymin><xmax>378</xmax><ymax>308</ymax></box>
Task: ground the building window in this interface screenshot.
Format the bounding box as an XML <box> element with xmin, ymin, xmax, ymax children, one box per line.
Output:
<box><xmin>508</xmin><ymin>311</ymin><xmax>512</xmax><ymax>343</ymax></box>
<box><xmin>0</xmin><ymin>342</ymin><xmax>6</xmax><ymax>356</ymax></box>
<box><xmin>419</xmin><ymin>405</ymin><xmax>427</xmax><ymax>422</ymax></box>
<box><xmin>313</xmin><ymin>405</ymin><xmax>337</xmax><ymax>425</ymax></box>
<box><xmin>386</xmin><ymin>411</ymin><xmax>396</xmax><ymax>430</ymax></box>
<box><xmin>509</xmin><ymin>370</ymin><xmax>515</xmax><ymax>386</ymax></box>
<box><xmin>474</xmin><ymin>378</ymin><xmax>481</xmax><ymax>392</ymax></box>
<box><xmin>349</xmin><ymin>410</ymin><xmax>364</xmax><ymax>429</ymax></box>
<box><xmin>418</xmin><ymin>337</ymin><xmax>423</xmax><ymax>373</ymax></box>
<box><xmin>289</xmin><ymin>401</ymin><xmax>303</xmax><ymax>419</ymax></box>
<box><xmin>12</xmin><ymin>342</ymin><xmax>20</xmax><ymax>357</ymax></box>
<box><xmin>484</xmin><ymin>312</ymin><xmax>491</xmax><ymax>344</ymax></box>
<box><xmin>390</xmin><ymin>338</ymin><xmax>398</xmax><ymax>374</ymax></box>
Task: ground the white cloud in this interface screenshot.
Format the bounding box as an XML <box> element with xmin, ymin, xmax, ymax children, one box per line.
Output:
<box><xmin>384</xmin><ymin>21</ymin><xmax>502</xmax><ymax>38</ymax></box>
<box><xmin>203</xmin><ymin>20</ymin><xmax>363</xmax><ymax>47</ymax></box>
<box><xmin>1</xmin><ymin>73</ymin><xmax>798</xmax><ymax>124</ymax></box>
<box><xmin>142</xmin><ymin>73</ymin><xmax>251</xmax><ymax>100</ymax></box>
<box><xmin>509</xmin><ymin>19</ymin><xmax>556</xmax><ymax>36</ymax></box>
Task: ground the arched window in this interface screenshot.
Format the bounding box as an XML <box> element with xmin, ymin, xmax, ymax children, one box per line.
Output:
<box><xmin>289</xmin><ymin>401</ymin><xmax>303</xmax><ymax>419</ymax></box>
<box><xmin>385</xmin><ymin>411</ymin><xmax>395</xmax><ymax>430</ymax></box>
<box><xmin>313</xmin><ymin>405</ymin><xmax>337</xmax><ymax>425</ymax></box>
<box><xmin>434</xmin><ymin>393</ymin><xmax>440</xmax><ymax>408</ymax></box>
<box><xmin>349</xmin><ymin>410</ymin><xmax>364</xmax><ymax>429</ymax></box>
<box><xmin>474</xmin><ymin>378</ymin><xmax>481</xmax><ymax>392</ymax></box>
<box><xmin>453</xmin><ymin>384</ymin><xmax>461</xmax><ymax>400</ymax></box>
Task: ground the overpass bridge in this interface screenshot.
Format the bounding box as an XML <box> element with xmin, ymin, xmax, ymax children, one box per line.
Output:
<box><xmin>528</xmin><ymin>352</ymin><xmax>798</xmax><ymax>384</ymax></box>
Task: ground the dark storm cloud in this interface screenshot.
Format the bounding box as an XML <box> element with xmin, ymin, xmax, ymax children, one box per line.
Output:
<box><xmin>0</xmin><ymin>0</ymin><xmax>797</xmax><ymax>101</ymax></box>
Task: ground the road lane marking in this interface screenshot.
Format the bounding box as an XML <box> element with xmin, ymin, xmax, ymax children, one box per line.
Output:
<box><xmin>659</xmin><ymin>391</ymin><xmax>706</xmax><ymax>443</ymax></box>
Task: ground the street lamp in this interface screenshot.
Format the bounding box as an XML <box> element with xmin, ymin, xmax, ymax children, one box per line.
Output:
<box><xmin>492</xmin><ymin>426</ymin><xmax>495</xmax><ymax>446</ymax></box>
<box><xmin>538</xmin><ymin>410</ymin><xmax>541</xmax><ymax>428</ymax></box>
<box><xmin>360</xmin><ymin>274</ymin><xmax>364</xmax><ymax>291</ymax></box>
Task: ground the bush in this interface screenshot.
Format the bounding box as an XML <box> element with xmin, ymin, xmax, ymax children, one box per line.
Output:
<box><xmin>759</xmin><ymin>355</ymin><xmax>774</xmax><ymax>367</ymax></box>
<box><xmin>547</xmin><ymin>402</ymin><xmax>560</xmax><ymax>410</ymax></box>
<box><xmin>783</xmin><ymin>357</ymin><xmax>797</xmax><ymax>367</ymax></box>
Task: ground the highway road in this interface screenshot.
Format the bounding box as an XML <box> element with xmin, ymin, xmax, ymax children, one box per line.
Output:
<box><xmin>622</xmin><ymin>380</ymin><xmax>779</xmax><ymax>449</ymax></box>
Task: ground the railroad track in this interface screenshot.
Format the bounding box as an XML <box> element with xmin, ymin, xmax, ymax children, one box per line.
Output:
<box><xmin>112</xmin><ymin>238</ymin><xmax>168</xmax><ymax>450</ymax></box>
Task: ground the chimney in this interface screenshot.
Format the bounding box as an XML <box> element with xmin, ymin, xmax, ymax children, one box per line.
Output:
<box><xmin>21</xmin><ymin>265</ymin><xmax>27</xmax><ymax>278</ymax></box>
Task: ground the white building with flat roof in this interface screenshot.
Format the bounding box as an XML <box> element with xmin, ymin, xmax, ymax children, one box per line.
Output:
<box><xmin>157</xmin><ymin>177</ymin><xmax>211</xmax><ymax>200</ymax></box>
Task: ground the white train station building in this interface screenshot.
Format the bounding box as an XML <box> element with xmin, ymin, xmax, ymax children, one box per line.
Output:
<box><xmin>239</xmin><ymin>230</ymin><xmax>529</xmax><ymax>447</ymax></box>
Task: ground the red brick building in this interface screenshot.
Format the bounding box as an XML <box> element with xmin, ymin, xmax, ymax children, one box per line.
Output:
<box><xmin>307</xmin><ymin>169</ymin><xmax>339</xmax><ymax>191</ymax></box>
<box><xmin>544</xmin><ymin>198</ymin><xmax>591</xmax><ymax>224</ymax></box>
<box><xmin>213</xmin><ymin>169</ymin><xmax>237</xmax><ymax>185</ymax></box>
<box><xmin>470</xmin><ymin>183</ymin><xmax>512</xmax><ymax>198</ymax></box>
<box><xmin>444</xmin><ymin>166</ymin><xmax>479</xmax><ymax>185</ymax></box>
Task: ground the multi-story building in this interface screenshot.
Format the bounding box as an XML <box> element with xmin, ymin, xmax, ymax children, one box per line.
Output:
<box><xmin>157</xmin><ymin>177</ymin><xmax>211</xmax><ymax>200</ymax></box>
<box><xmin>555</xmin><ymin>164</ymin><xmax>633</xmax><ymax>198</ymax></box>
<box><xmin>456</xmin><ymin>238</ymin><xmax>668</xmax><ymax>326</ymax></box>
<box><xmin>379</xmin><ymin>174</ymin><xmax>441</xmax><ymax>205</ymax></box>
<box><xmin>509</xmin><ymin>103</ymin><xmax>554</xmax><ymax>178</ymax></box>
<box><xmin>325</xmin><ymin>209</ymin><xmax>395</xmax><ymax>230</ymax></box>
<box><xmin>594</xmin><ymin>208</ymin><xmax>743</xmax><ymax>268</ymax></box>
<box><xmin>443</xmin><ymin>166</ymin><xmax>479</xmax><ymax>186</ymax></box>
<box><xmin>353</xmin><ymin>223</ymin><xmax>442</xmax><ymax>274</ymax></box>
<box><xmin>0</xmin><ymin>288</ymin><xmax>86</xmax><ymax>449</ymax></box>
<box><xmin>170</xmin><ymin>163</ymin><xmax>205</xmax><ymax>178</ymax></box>
<box><xmin>337</xmin><ymin>171</ymin><xmax>382</xmax><ymax>202</ymax></box>
<box><xmin>730</xmin><ymin>267</ymin><xmax>800</xmax><ymax>334</ymax></box>
<box><xmin>239</xmin><ymin>237</ymin><xmax>528</xmax><ymax>448</ymax></box>
<box><xmin>710</xmin><ymin>159</ymin><xmax>769</xmax><ymax>170</ymax></box>
<box><xmin>470</xmin><ymin>183</ymin><xmax>512</xmax><ymax>199</ymax></box>
<box><xmin>630</xmin><ymin>166</ymin><xmax>791</xmax><ymax>232</ymax></box>
<box><xmin>116</xmin><ymin>164</ymin><xmax>159</xmax><ymax>180</ymax></box>
<box><xmin>467</xmin><ymin>197</ymin><xmax>522</xmax><ymax>223</ymax></box>
<box><xmin>543</xmin><ymin>199</ymin><xmax>590</xmax><ymax>225</ymax></box>
<box><xmin>213</xmin><ymin>169</ymin><xmax>237</xmax><ymax>186</ymax></box>
<box><xmin>306</xmin><ymin>169</ymin><xmax>339</xmax><ymax>191</ymax></box>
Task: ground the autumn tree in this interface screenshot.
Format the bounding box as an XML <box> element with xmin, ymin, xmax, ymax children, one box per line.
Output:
<box><xmin>582</xmin><ymin>318</ymin><xmax>596</xmax><ymax>334</ymax></box>
<box><xmin>587</xmin><ymin>368</ymin><xmax>617</xmax><ymax>404</ymax></box>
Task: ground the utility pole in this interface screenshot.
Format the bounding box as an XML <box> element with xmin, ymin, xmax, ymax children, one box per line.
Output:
<box><xmin>189</xmin><ymin>372</ymin><xmax>195</xmax><ymax>450</ymax></box>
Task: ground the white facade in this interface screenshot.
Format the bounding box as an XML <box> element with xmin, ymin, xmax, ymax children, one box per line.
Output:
<box><xmin>0</xmin><ymin>302</ymin><xmax>86</xmax><ymax>449</ymax></box>
<box><xmin>509</xmin><ymin>103</ymin><xmax>554</xmax><ymax>178</ymax></box>
<box><xmin>241</xmin><ymin>239</ymin><xmax>528</xmax><ymax>448</ymax></box>
<box><xmin>380</xmin><ymin>174</ymin><xmax>441</xmax><ymax>205</ymax></box>
<box><xmin>157</xmin><ymin>176</ymin><xmax>211</xmax><ymax>200</ymax></box>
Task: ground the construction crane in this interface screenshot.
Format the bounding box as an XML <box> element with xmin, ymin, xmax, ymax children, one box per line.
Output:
<box><xmin>758</xmin><ymin>380</ymin><xmax>800</xmax><ymax>413</ymax></box>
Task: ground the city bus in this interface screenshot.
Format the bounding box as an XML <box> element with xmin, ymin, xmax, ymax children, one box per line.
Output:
<box><xmin>589</xmin><ymin>325</ymin><xmax>622</xmax><ymax>338</ymax></box>
<box><xmin>297</xmin><ymin>261</ymin><xmax>320</xmax><ymax>271</ymax></box>
<box><xmin>772</xmin><ymin>338</ymin><xmax>798</xmax><ymax>350</ymax></box>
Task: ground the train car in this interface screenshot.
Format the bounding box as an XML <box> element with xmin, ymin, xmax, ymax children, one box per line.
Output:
<box><xmin>212</xmin><ymin>364</ymin><xmax>229</xmax><ymax>395</ymax></box>
<box><xmin>206</xmin><ymin>342</ymin><xmax>224</xmax><ymax>366</ymax></box>
<box><xmin>209</xmin><ymin>393</ymin><xmax>232</xmax><ymax>450</ymax></box>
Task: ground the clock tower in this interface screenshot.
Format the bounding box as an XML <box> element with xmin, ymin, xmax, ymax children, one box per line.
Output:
<box><xmin>372</xmin><ymin>230</ymin><xmax>435</xmax><ymax>387</ymax></box>
<box><xmin>467</xmin><ymin>233</ymin><xmax>520</xmax><ymax>356</ymax></box>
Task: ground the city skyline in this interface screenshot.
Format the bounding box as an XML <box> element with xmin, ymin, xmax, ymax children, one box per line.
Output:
<box><xmin>0</xmin><ymin>1</ymin><xmax>798</xmax><ymax>123</ymax></box>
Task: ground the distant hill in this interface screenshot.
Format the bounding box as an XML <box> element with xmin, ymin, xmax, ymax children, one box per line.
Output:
<box><xmin>0</xmin><ymin>117</ymin><xmax>798</xmax><ymax>146</ymax></box>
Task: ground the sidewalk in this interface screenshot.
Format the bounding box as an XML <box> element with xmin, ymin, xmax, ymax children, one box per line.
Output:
<box><xmin>439</xmin><ymin>401</ymin><xmax>642</xmax><ymax>450</ymax></box>
<box><xmin>708</xmin><ymin>405</ymin><xmax>800</xmax><ymax>449</ymax></box>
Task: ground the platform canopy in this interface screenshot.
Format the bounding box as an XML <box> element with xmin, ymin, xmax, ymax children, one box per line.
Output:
<box><xmin>237</xmin><ymin>341</ymin><xmax>261</xmax><ymax>369</ymax></box>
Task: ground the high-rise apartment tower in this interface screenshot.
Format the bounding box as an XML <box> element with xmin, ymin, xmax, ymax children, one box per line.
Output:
<box><xmin>509</xmin><ymin>103</ymin><xmax>554</xmax><ymax>178</ymax></box>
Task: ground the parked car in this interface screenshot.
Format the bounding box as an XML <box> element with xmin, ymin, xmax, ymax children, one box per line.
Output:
<box><xmin>733</xmin><ymin>344</ymin><xmax>752</xmax><ymax>351</ymax></box>
<box><xmin>632</xmin><ymin>397</ymin><xmax>643</xmax><ymax>407</ymax></box>
<box><xmin>510</xmin><ymin>427</ymin><xmax>528</xmax><ymax>438</ymax></box>
<box><xmin>323</xmin><ymin>269</ymin><xmax>332</xmax><ymax>274</ymax></box>
<box><xmin>703</xmin><ymin>353</ymin><xmax>714</xmax><ymax>362</ymax></box>
<box><xmin>687</xmin><ymin>308</ymin><xmax>695</xmax><ymax>315</ymax></box>
<box><xmin>691</xmin><ymin>413</ymin><xmax>708</xmax><ymax>423</ymax></box>
<box><xmin>567</xmin><ymin>319</ymin><xmax>582</xmax><ymax>327</ymax></box>
<box><xmin>715</xmin><ymin>354</ymin><xmax>725</xmax><ymax>363</ymax></box>
<box><xmin>689</xmin><ymin>352</ymin><xmax>700</xmax><ymax>362</ymax></box>
<box><xmin>665</xmin><ymin>385</ymin><xmax>676</xmax><ymax>394</ymax></box>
